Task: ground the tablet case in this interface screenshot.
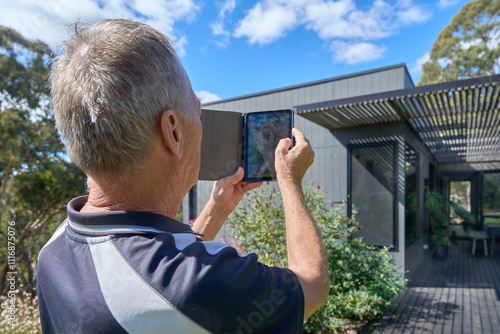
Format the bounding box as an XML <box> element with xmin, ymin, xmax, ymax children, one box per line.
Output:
<box><xmin>199</xmin><ymin>109</ymin><xmax>242</xmax><ymax>180</ymax></box>
<box><xmin>199</xmin><ymin>109</ymin><xmax>293</xmax><ymax>181</ymax></box>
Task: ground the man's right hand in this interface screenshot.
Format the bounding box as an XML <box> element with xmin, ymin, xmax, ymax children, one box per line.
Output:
<box><xmin>275</xmin><ymin>128</ymin><xmax>315</xmax><ymax>185</ymax></box>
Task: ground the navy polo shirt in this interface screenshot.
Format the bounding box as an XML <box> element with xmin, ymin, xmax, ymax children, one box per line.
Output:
<box><xmin>37</xmin><ymin>196</ymin><xmax>304</xmax><ymax>333</ymax></box>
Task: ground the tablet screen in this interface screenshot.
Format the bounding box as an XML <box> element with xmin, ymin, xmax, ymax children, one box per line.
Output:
<box><xmin>244</xmin><ymin>110</ymin><xmax>293</xmax><ymax>181</ymax></box>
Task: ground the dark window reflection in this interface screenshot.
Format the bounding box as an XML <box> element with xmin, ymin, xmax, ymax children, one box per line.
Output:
<box><xmin>483</xmin><ymin>173</ymin><xmax>500</xmax><ymax>219</ymax></box>
<box><xmin>350</xmin><ymin>142</ymin><xmax>396</xmax><ymax>248</ymax></box>
<box><xmin>405</xmin><ymin>143</ymin><xmax>418</xmax><ymax>246</ymax></box>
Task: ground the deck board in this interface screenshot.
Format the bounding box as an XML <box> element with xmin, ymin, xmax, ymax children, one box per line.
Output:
<box><xmin>364</xmin><ymin>240</ymin><xmax>500</xmax><ymax>334</ymax></box>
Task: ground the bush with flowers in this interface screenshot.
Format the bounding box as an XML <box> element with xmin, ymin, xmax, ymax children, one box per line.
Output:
<box><xmin>225</xmin><ymin>183</ymin><xmax>406</xmax><ymax>333</ymax></box>
<box><xmin>0</xmin><ymin>283</ymin><xmax>41</xmax><ymax>334</ymax></box>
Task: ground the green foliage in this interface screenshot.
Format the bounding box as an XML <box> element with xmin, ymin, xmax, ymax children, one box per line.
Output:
<box><xmin>425</xmin><ymin>191</ymin><xmax>455</xmax><ymax>246</ymax></box>
<box><xmin>448</xmin><ymin>201</ymin><xmax>475</xmax><ymax>232</ymax></box>
<box><xmin>419</xmin><ymin>0</ymin><xmax>500</xmax><ymax>85</ymax></box>
<box><xmin>0</xmin><ymin>26</ymin><xmax>50</xmax><ymax>109</ymax></box>
<box><xmin>425</xmin><ymin>191</ymin><xmax>476</xmax><ymax>248</ymax></box>
<box><xmin>482</xmin><ymin>173</ymin><xmax>500</xmax><ymax>215</ymax></box>
<box><xmin>0</xmin><ymin>26</ymin><xmax>86</xmax><ymax>295</ymax></box>
<box><xmin>226</xmin><ymin>185</ymin><xmax>288</xmax><ymax>267</ymax></box>
<box><xmin>226</xmin><ymin>183</ymin><xmax>406</xmax><ymax>333</ymax></box>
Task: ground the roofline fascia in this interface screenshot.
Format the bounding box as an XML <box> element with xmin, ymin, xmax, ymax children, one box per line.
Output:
<box><xmin>202</xmin><ymin>63</ymin><xmax>410</xmax><ymax>107</ymax></box>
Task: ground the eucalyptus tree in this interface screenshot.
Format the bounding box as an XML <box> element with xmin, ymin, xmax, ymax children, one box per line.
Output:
<box><xmin>420</xmin><ymin>0</ymin><xmax>500</xmax><ymax>85</ymax></box>
<box><xmin>0</xmin><ymin>26</ymin><xmax>85</xmax><ymax>294</ymax></box>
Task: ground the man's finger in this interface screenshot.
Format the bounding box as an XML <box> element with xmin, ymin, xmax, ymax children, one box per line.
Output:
<box><xmin>292</xmin><ymin>128</ymin><xmax>306</xmax><ymax>143</ymax></box>
<box><xmin>242</xmin><ymin>181</ymin><xmax>263</xmax><ymax>193</ymax></box>
<box><xmin>218</xmin><ymin>167</ymin><xmax>244</xmax><ymax>187</ymax></box>
<box><xmin>291</xmin><ymin>128</ymin><xmax>313</xmax><ymax>150</ymax></box>
<box><xmin>276</xmin><ymin>137</ymin><xmax>292</xmax><ymax>154</ymax></box>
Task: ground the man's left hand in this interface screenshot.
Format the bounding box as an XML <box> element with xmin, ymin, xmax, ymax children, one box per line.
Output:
<box><xmin>211</xmin><ymin>167</ymin><xmax>263</xmax><ymax>215</ymax></box>
<box><xmin>191</xmin><ymin>167</ymin><xmax>262</xmax><ymax>240</ymax></box>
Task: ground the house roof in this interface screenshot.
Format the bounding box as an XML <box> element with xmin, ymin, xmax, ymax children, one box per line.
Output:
<box><xmin>295</xmin><ymin>74</ymin><xmax>500</xmax><ymax>165</ymax></box>
<box><xmin>202</xmin><ymin>63</ymin><xmax>412</xmax><ymax>106</ymax></box>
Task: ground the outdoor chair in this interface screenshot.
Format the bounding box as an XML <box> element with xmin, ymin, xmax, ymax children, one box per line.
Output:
<box><xmin>469</xmin><ymin>230</ymin><xmax>488</xmax><ymax>256</ymax></box>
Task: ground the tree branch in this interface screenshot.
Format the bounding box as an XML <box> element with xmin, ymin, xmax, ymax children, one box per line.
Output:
<box><xmin>0</xmin><ymin>202</ymin><xmax>66</xmax><ymax>294</ymax></box>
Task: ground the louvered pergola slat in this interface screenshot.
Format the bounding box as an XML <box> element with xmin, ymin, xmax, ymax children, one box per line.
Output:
<box><xmin>295</xmin><ymin>74</ymin><xmax>500</xmax><ymax>166</ymax></box>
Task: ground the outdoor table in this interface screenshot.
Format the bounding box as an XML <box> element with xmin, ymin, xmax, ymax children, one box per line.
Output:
<box><xmin>484</xmin><ymin>219</ymin><xmax>500</xmax><ymax>255</ymax></box>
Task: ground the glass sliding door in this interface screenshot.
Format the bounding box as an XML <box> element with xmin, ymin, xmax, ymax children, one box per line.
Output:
<box><xmin>349</xmin><ymin>141</ymin><xmax>398</xmax><ymax>249</ymax></box>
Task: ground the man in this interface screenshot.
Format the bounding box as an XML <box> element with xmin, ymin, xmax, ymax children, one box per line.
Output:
<box><xmin>37</xmin><ymin>19</ymin><xmax>329</xmax><ymax>333</ymax></box>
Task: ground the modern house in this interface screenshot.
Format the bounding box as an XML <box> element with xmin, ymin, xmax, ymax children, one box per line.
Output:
<box><xmin>183</xmin><ymin>63</ymin><xmax>500</xmax><ymax>274</ymax></box>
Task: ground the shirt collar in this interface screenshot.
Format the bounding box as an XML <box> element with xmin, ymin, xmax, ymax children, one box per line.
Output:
<box><xmin>67</xmin><ymin>196</ymin><xmax>202</xmax><ymax>236</ymax></box>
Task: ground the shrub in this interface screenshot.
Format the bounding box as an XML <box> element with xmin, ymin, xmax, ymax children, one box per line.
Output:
<box><xmin>226</xmin><ymin>183</ymin><xmax>406</xmax><ymax>333</ymax></box>
<box><xmin>0</xmin><ymin>285</ymin><xmax>41</xmax><ymax>334</ymax></box>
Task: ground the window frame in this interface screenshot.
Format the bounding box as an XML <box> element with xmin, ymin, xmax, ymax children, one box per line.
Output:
<box><xmin>347</xmin><ymin>140</ymin><xmax>399</xmax><ymax>251</ymax></box>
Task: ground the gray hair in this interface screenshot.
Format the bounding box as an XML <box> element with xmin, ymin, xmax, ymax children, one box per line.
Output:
<box><xmin>50</xmin><ymin>19</ymin><xmax>191</xmax><ymax>175</ymax></box>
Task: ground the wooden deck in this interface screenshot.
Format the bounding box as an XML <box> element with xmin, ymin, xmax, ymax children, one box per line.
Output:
<box><xmin>365</xmin><ymin>240</ymin><xmax>500</xmax><ymax>334</ymax></box>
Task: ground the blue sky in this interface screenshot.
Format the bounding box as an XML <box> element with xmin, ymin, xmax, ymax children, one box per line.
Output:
<box><xmin>1</xmin><ymin>0</ymin><xmax>470</xmax><ymax>102</ymax></box>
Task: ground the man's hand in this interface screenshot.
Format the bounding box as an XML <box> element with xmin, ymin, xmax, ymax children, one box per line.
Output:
<box><xmin>191</xmin><ymin>168</ymin><xmax>262</xmax><ymax>240</ymax></box>
<box><xmin>275</xmin><ymin>128</ymin><xmax>315</xmax><ymax>186</ymax></box>
<box><xmin>211</xmin><ymin>167</ymin><xmax>263</xmax><ymax>215</ymax></box>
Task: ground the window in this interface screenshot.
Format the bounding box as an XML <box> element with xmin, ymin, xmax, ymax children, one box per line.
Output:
<box><xmin>349</xmin><ymin>141</ymin><xmax>398</xmax><ymax>249</ymax></box>
<box><xmin>482</xmin><ymin>173</ymin><xmax>500</xmax><ymax>222</ymax></box>
<box><xmin>405</xmin><ymin>143</ymin><xmax>419</xmax><ymax>245</ymax></box>
<box><xmin>449</xmin><ymin>181</ymin><xmax>471</xmax><ymax>224</ymax></box>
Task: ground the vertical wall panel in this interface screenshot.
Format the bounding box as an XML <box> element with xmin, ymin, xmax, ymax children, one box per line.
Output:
<box><xmin>333</xmin><ymin>80</ymin><xmax>341</xmax><ymax>99</ymax></box>
<box><xmin>317</xmin><ymin>82</ymin><xmax>325</xmax><ymax>101</ymax></box>
<box><xmin>392</xmin><ymin>68</ymin><xmax>403</xmax><ymax>89</ymax></box>
<box><xmin>372</xmin><ymin>72</ymin><xmax>381</xmax><ymax>94</ymax></box>
<box><xmin>324</xmin><ymin>81</ymin><xmax>334</xmax><ymax>100</ymax></box>
<box><xmin>347</xmin><ymin>77</ymin><xmax>356</xmax><ymax>97</ymax></box>
<box><xmin>356</xmin><ymin>76</ymin><xmax>365</xmax><ymax>95</ymax></box>
<box><xmin>279</xmin><ymin>91</ymin><xmax>286</xmax><ymax>108</ymax></box>
<box><xmin>363</xmin><ymin>74</ymin><xmax>373</xmax><ymax>95</ymax></box>
<box><xmin>340</xmin><ymin>78</ymin><xmax>348</xmax><ymax>98</ymax></box>
<box><xmin>404</xmin><ymin>68</ymin><xmax>415</xmax><ymax>89</ymax></box>
<box><xmin>270</xmin><ymin>93</ymin><xmax>279</xmax><ymax>109</ymax></box>
<box><xmin>378</xmin><ymin>71</ymin><xmax>396</xmax><ymax>92</ymax></box>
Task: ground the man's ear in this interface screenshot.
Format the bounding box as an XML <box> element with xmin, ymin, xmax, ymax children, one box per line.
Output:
<box><xmin>160</xmin><ymin>110</ymin><xmax>183</xmax><ymax>159</ymax></box>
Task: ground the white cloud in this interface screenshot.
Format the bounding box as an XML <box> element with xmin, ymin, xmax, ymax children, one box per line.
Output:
<box><xmin>211</xmin><ymin>0</ymin><xmax>237</xmax><ymax>47</ymax></box>
<box><xmin>303</xmin><ymin>0</ymin><xmax>359</xmax><ymax>40</ymax></box>
<box><xmin>234</xmin><ymin>0</ymin><xmax>430</xmax><ymax>44</ymax></box>
<box><xmin>196</xmin><ymin>90</ymin><xmax>221</xmax><ymax>103</ymax></box>
<box><xmin>396</xmin><ymin>6</ymin><xmax>429</xmax><ymax>25</ymax></box>
<box><xmin>234</xmin><ymin>1</ymin><xmax>297</xmax><ymax>45</ymax></box>
<box><xmin>232</xmin><ymin>0</ymin><xmax>430</xmax><ymax>64</ymax></box>
<box><xmin>409</xmin><ymin>52</ymin><xmax>430</xmax><ymax>79</ymax></box>
<box><xmin>331</xmin><ymin>41</ymin><xmax>386</xmax><ymax>64</ymax></box>
<box><xmin>413</xmin><ymin>52</ymin><xmax>430</xmax><ymax>71</ymax></box>
<box><xmin>0</xmin><ymin>0</ymin><xmax>199</xmax><ymax>50</ymax></box>
<box><xmin>438</xmin><ymin>0</ymin><xmax>459</xmax><ymax>8</ymax></box>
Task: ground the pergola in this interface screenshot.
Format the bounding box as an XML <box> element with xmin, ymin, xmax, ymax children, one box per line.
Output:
<box><xmin>295</xmin><ymin>74</ymin><xmax>500</xmax><ymax>170</ymax></box>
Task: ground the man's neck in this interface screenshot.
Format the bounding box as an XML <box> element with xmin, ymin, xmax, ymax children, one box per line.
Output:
<box><xmin>81</xmin><ymin>172</ymin><xmax>184</xmax><ymax>220</ymax></box>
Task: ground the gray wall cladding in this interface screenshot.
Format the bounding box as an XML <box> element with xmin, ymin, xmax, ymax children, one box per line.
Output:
<box><xmin>203</xmin><ymin>64</ymin><xmax>412</xmax><ymax>112</ymax></box>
